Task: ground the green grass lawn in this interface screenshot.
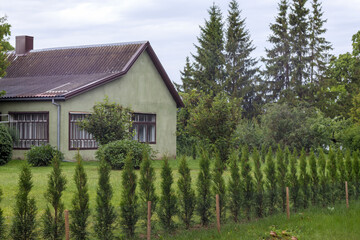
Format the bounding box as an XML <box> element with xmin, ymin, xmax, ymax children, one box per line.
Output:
<box><xmin>0</xmin><ymin>158</ymin><xmax>359</xmax><ymax>239</ymax></box>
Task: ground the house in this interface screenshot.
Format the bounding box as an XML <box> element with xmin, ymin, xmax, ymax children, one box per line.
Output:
<box><xmin>0</xmin><ymin>36</ymin><xmax>184</xmax><ymax>160</ymax></box>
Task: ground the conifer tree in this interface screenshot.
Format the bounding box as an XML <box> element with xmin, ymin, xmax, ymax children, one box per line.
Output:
<box><xmin>337</xmin><ymin>149</ymin><xmax>346</xmax><ymax>200</ymax></box>
<box><xmin>318</xmin><ymin>148</ymin><xmax>328</xmax><ymax>206</ymax></box>
<box><xmin>353</xmin><ymin>151</ymin><xmax>360</xmax><ymax>199</ymax></box>
<box><xmin>120</xmin><ymin>152</ymin><xmax>139</xmax><ymax>237</ymax></box>
<box><xmin>276</xmin><ymin>145</ymin><xmax>287</xmax><ymax>212</ymax></box>
<box><xmin>139</xmin><ymin>151</ymin><xmax>157</xmax><ymax>227</ymax></box>
<box><xmin>213</xmin><ymin>151</ymin><xmax>226</xmax><ymax>221</ymax></box>
<box><xmin>265</xmin><ymin>147</ymin><xmax>277</xmax><ymax>215</ymax></box>
<box><xmin>228</xmin><ymin>150</ymin><xmax>241</xmax><ymax>222</ymax></box>
<box><xmin>284</xmin><ymin>146</ymin><xmax>290</xmax><ymax>165</ymax></box>
<box><xmin>240</xmin><ymin>145</ymin><xmax>253</xmax><ymax>220</ymax></box>
<box><xmin>344</xmin><ymin>149</ymin><xmax>353</xmax><ymax>198</ymax></box>
<box><xmin>94</xmin><ymin>159</ymin><xmax>116</xmax><ymax>240</ymax></box>
<box><xmin>0</xmin><ymin>188</ymin><xmax>5</xmax><ymax>240</ymax></box>
<box><xmin>299</xmin><ymin>148</ymin><xmax>310</xmax><ymax>208</ymax></box>
<box><xmin>261</xmin><ymin>145</ymin><xmax>267</xmax><ymax>163</ymax></box>
<box><xmin>177</xmin><ymin>156</ymin><xmax>196</xmax><ymax>229</ymax></box>
<box><xmin>288</xmin><ymin>149</ymin><xmax>301</xmax><ymax>211</ymax></box>
<box><xmin>70</xmin><ymin>152</ymin><xmax>90</xmax><ymax>240</ymax></box>
<box><xmin>253</xmin><ymin>148</ymin><xmax>264</xmax><ymax>218</ymax></box>
<box><xmin>176</xmin><ymin>56</ymin><xmax>195</xmax><ymax>93</ymax></box>
<box><xmin>196</xmin><ymin>149</ymin><xmax>212</xmax><ymax>226</ymax></box>
<box><xmin>158</xmin><ymin>156</ymin><xmax>177</xmax><ymax>231</ymax></box>
<box><xmin>10</xmin><ymin>164</ymin><xmax>37</xmax><ymax>240</ymax></box>
<box><xmin>327</xmin><ymin>148</ymin><xmax>337</xmax><ymax>204</ymax></box>
<box><xmin>309</xmin><ymin>148</ymin><xmax>319</xmax><ymax>205</ymax></box>
<box><xmin>42</xmin><ymin>154</ymin><xmax>67</xmax><ymax>240</ymax></box>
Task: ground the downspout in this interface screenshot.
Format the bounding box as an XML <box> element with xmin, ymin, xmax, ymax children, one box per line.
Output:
<box><xmin>52</xmin><ymin>98</ymin><xmax>61</xmax><ymax>151</ymax></box>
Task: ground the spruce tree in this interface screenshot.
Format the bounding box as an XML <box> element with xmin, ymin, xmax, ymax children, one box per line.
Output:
<box><xmin>192</xmin><ymin>3</ymin><xmax>225</xmax><ymax>94</ymax></box>
<box><xmin>177</xmin><ymin>56</ymin><xmax>195</xmax><ymax>93</ymax></box>
<box><xmin>158</xmin><ymin>156</ymin><xmax>177</xmax><ymax>231</ymax></box>
<box><xmin>262</xmin><ymin>0</ymin><xmax>291</xmax><ymax>102</ymax></box>
<box><xmin>327</xmin><ymin>148</ymin><xmax>337</xmax><ymax>204</ymax></box>
<box><xmin>240</xmin><ymin>145</ymin><xmax>253</xmax><ymax>220</ymax></box>
<box><xmin>228</xmin><ymin>150</ymin><xmax>241</xmax><ymax>222</ymax></box>
<box><xmin>70</xmin><ymin>152</ymin><xmax>90</xmax><ymax>240</ymax></box>
<box><xmin>42</xmin><ymin>154</ymin><xmax>67</xmax><ymax>240</ymax></box>
<box><xmin>0</xmin><ymin>188</ymin><xmax>5</xmax><ymax>240</ymax></box>
<box><xmin>94</xmin><ymin>159</ymin><xmax>116</xmax><ymax>240</ymax></box>
<box><xmin>309</xmin><ymin>148</ymin><xmax>319</xmax><ymax>205</ymax></box>
<box><xmin>196</xmin><ymin>149</ymin><xmax>212</xmax><ymax>226</ymax></box>
<box><xmin>299</xmin><ymin>148</ymin><xmax>310</xmax><ymax>209</ymax></box>
<box><xmin>353</xmin><ymin>151</ymin><xmax>360</xmax><ymax>199</ymax></box>
<box><xmin>344</xmin><ymin>149</ymin><xmax>353</xmax><ymax>198</ymax></box>
<box><xmin>318</xmin><ymin>148</ymin><xmax>328</xmax><ymax>206</ymax></box>
<box><xmin>265</xmin><ymin>147</ymin><xmax>277</xmax><ymax>215</ymax></box>
<box><xmin>139</xmin><ymin>151</ymin><xmax>157</xmax><ymax>227</ymax></box>
<box><xmin>225</xmin><ymin>0</ymin><xmax>259</xmax><ymax>118</ymax></box>
<box><xmin>177</xmin><ymin>156</ymin><xmax>196</xmax><ymax>229</ymax></box>
<box><xmin>120</xmin><ymin>152</ymin><xmax>139</xmax><ymax>238</ymax></box>
<box><xmin>10</xmin><ymin>164</ymin><xmax>37</xmax><ymax>240</ymax></box>
<box><xmin>276</xmin><ymin>145</ymin><xmax>287</xmax><ymax>212</ymax></box>
<box><xmin>288</xmin><ymin>149</ymin><xmax>301</xmax><ymax>211</ymax></box>
<box><xmin>212</xmin><ymin>151</ymin><xmax>226</xmax><ymax>221</ymax></box>
<box><xmin>253</xmin><ymin>148</ymin><xmax>264</xmax><ymax>218</ymax></box>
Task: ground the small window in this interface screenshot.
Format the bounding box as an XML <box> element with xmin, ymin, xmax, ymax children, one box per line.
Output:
<box><xmin>69</xmin><ymin>113</ymin><xmax>98</xmax><ymax>150</ymax></box>
<box><xmin>132</xmin><ymin>113</ymin><xmax>156</xmax><ymax>144</ymax></box>
<box><xmin>9</xmin><ymin>112</ymin><xmax>49</xmax><ymax>149</ymax></box>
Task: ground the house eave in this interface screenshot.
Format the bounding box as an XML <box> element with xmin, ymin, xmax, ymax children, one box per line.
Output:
<box><xmin>0</xmin><ymin>96</ymin><xmax>66</xmax><ymax>102</ymax></box>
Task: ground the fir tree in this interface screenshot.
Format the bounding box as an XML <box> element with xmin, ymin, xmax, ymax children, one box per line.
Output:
<box><xmin>0</xmin><ymin>188</ymin><xmax>5</xmax><ymax>240</ymax></box>
<box><xmin>177</xmin><ymin>156</ymin><xmax>196</xmax><ymax>229</ymax></box>
<box><xmin>288</xmin><ymin>149</ymin><xmax>301</xmax><ymax>211</ymax></box>
<box><xmin>344</xmin><ymin>149</ymin><xmax>354</xmax><ymax>198</ymax></box>
<box><xmin>309</xmin><ymin>148</ymin><xmax>319</xmax><ymax>205</ymax></box>
<box><xmin>192</xmin><ymin>3</ymin><xmax>225</xmax><ymax>94</ymax></box>
<box><xmin>70</xmin><ymin>152</ymin><xmax>90</xmax><ymax>240</ymax></box>
<box><xmin>353</xmin><ymin>151</ymin><xmax>360</xmax><ymax>199</ymax></box>
<box><xmin>196</xmin><ymin>149</ymin><xmax>212</xmax><ymax>226</ymax></box>
<box><xmin>225</xmin><ymin>0</ymin><xmax>259</xmax><ymax>118</ymax></box>
<box><xmin>240</xmin><ymin>145</ymin><xmax>253</xmax><ymax>220</ymax></box>
<box><xmin>42</xmin><ymin>154</ymin><xmax>67</xmax><ymax>240</ymax></box>
<box><xmin>299</xmin><ymin>148</ymin><xmax>310</xmax><ymax>209</ymax></box>
<box><xmin>139</xmin><ymin>151</ymin><xmax>157</xmax><ymax>227</ymax></box>
<box><xmin>276</xmin><ymin>145</ymin><xmax>287</xmax><ymax>212</ymax></box>
<box><xmin>177</xmin><ymin>56</ymin><xmax>195</xmax><ymax>93</ymax></box>
<box><xmin>212</xmin><ymin>151</ymin><xmax>226</xmax><ymax>221</ymax></box>
<box><xmin>120</xmin><ymin>152</ymin><xmax>139</xmax><ymax>237</ymax></box>
<box><xmin>327</xmin><ymin>148</ymin><xmax>337</xmax><ymax>204</ymax></box>
<box><xmin>253</xmin><ymin>148</ymin><xmax>264</xmax><ymax>218</ymax></box>
<box><xmin>158</xmin><ymin>156</ymin><xmax>177</xmax><ymax>231</ymax></box>
<box><xmin>94</xmin><ymin>159</ymin><xmax>116</xmax><ymax>240</ymax></box>
<box><xmin>228</xmin><ymin>150</ymin><xmax>241</xmax><ymax>222</ymax></box>
<box><xmin>10</xmin><ymin>164</ymin><xmax>37</xmax><ymax>240</ymax></box>
<box><xmin>265</xmin><ymin>147</ymin><xmax>277</xmax><ymax>215</ymax></box>
<box><xmin>318</xmin><ymin>148</ymin><xmax>328</xmax><ymax>206</ymax></box>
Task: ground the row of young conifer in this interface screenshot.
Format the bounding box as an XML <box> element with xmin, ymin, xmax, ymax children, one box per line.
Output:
<box><xmin>0</xmin><ymin>146</ymin><xmax>359</xmax><ymax>240</ymax></box>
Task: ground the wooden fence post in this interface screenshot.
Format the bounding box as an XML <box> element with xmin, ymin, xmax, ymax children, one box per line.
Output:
<box><xmin>216</xmin><ymin>194</ymin><xmax>220</xmax><ymax>233</ymax></box>
<box><xmin>286</xmin><ymin>187</ymin><xmax>290</xmax><ymax>219</ymax></box>
<box><xmin>64</xmin><ymin>209</ymin><xmax>70</xmax><ymax>240</ymax></box>
<box><xmin>147</xmin><ymin>201</ymin><xmax>151</xmax><ymax>240</ymax></box>
<box><xmin>345</xmin><ymin>181</ymin><xmax>349</xmax><ymax>208</ymax></box>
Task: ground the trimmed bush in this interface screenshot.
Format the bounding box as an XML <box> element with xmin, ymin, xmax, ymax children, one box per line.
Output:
<box><xmin>96</xmin><ymin>139</ymin><xmax>152</xmax><ymax>170</ymax></box>
<box><xmin>26</xmin><ymin>144</ymin><xmax>64</xmax><ymax>166</ymax></box>
<box><xmin>0</xmin><ymin>125</ymin><xmax>12</xmax><ymax>165</ymax></box>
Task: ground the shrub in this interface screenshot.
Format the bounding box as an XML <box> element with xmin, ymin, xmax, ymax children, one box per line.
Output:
<box><xmin>0</xmin><ymin>125</ymin><xmax>12</xmax><ymax>165</ymax></box>
<box><xmin>96</xmin><ymin>139</ymin><xmax>152</xmax><ymax>170</ymax></box>
<box><xmin>26</xmin><ymin>144</ymin><xmax>64</xmax><ymax>167</ymax></box>
<box><xmin>228</xmin><ymin>150</ymin><xmax>241</xmax><ymax>222</ymax></box>
<box><xmin>0</xmin><ymin>188</ymin><xmax>5</xmax><ymax>239</ymax></box>
<box><xmin>240</xmin><ymin>145</ymin><xmax>253</xmax><ymax>220</ymax></box>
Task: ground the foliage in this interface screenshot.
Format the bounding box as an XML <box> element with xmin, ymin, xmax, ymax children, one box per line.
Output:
<box><xmin>240</xmin><ymin>145</ymin><xmax>253</xmax><ymax>220</ymax></box>
<box><xmin>212</xmin><ymin>152</ymin><xmax>226</xmax><ymax>221</ymax></box>
<box><xmin>26</xmin><ymin>144</ymin><xmax>64</xmax><ymax>167</ymax></box>
<box><xmin>233</xmin><ymin>119</ymin><xmax>263</xmax><ymax>150</ymax></box>
<box><xmin>158</xmin><ymin>156</ymin><xmax>177</xmax><ymax>231</ymax></box>
<box><xmin>309</xmin><ymin>149</ymin><xmax>319</xmax><ymax>205</ymax></box>
<box><xmin>120</xmin><ymin>152</ymin><xmax>139</xmax><ymax>238</ymax></box>
<box><xmin>344</xmin><ymin>149</ymin><xmax>353</xmax><ymax>198</ymax></box>
<box><xmin>341</xmin><ymin>124</ymin><xmax>360</xmax><ymax>151</ymax></box>
<box><xmin>264</xmin><ymin>147</ymin><xmax>277</xmax><ymax>215</ymax></box>
<box><xmin>327</xmin><ymin>148</ymin><xmax>337</xmax><ymax>204</ymax></box>
<box><xmin>42</xmin><ymin>154</ymin><xmax>67</xmax><ymax>240</ymax></box>
<box><xmin>0</xmin><ymin>188</ymin><xmax>5</xmax><ymax>240</ymax></box>
<box><xmin>336</xmin><ymin>149</ymin><xmax>346</xmax><ymax>199</ymax></box>
<box><xmin>353</xmin><ymin>151</ymin><xmax>360</xmax><ymax>199</ymax></box>
<box><xmin>94</xmin><ymin>159</ymin><xmax>116</xmax><ymax>240</ymax></box>
<box><xmin>299</xmin><ymin>149</ymin><xmax>310</xmax><ymax>209</ymax></box>
<box><xmin>318</xmin><ymin>148</ymin><xmax>328</xmax><ymax>206</ymax></box>
<box><xmin>276</xmin><ymin>145</ymin><xmax>287</xmax><ymax>212</ymax></box>
<box><xmin>0</xmin><ymin>15</ymin><xmax>12</xmax><ymax>80</ymax></box>
<box><xmin>177</xmin><ymin>156</ymin><xmax>196</xmax><ymax>229</ymax></box>
<box><xmin>70</xmin><ymin>152</ymin><xmax>90</xmax><ymax>240</ymax></box>
<box><xmin>0</xmin><ymin>125</ymin><xmax>12</xmax><ymax>166</ymax></box>
<box><xmin>10</xmin><ymin>164</ymin><xmax>37</xmax><ymax>240</ymax></box>
<box><xmin>79</xmin><ymin>96</ymin><xmax>132</xmax><ymax>145</ymax></box>
<box><xmin>227</xmin><ymin>150</ymin><xmax>241</xmax><ymax>222</ymax></box>
<box><xmin>96</xmin><ymin>139</ymin><xmax>151</xmax><ymax>170</ymax></box>
<box><xmin>288</xmin><ymin>149</ymin><xmax>301</xmax><ymax>211</ymax></box>
<box><xmin>253</xmin><ymin>148</ymin><xmax>264</xmax><ymax>218</ymax></box>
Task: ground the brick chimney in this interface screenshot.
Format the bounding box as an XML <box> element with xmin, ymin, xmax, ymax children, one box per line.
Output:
<box><xmin>15</xmin><ymin>36</ymin><xmax>34</xmax><ymax>56</ymax></box>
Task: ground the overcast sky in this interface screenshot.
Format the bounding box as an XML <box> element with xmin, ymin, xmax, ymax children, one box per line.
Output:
<box><xmin>1</xmin><ymin>0</ymin><xmax>360</xmax><ymax>84</ymax></box>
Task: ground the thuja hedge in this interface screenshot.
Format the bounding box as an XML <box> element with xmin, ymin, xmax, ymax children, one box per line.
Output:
<box><xmin>1</xmin><ymin>147</ymin><xmax>360</xmax><ymax>239</ymax></box>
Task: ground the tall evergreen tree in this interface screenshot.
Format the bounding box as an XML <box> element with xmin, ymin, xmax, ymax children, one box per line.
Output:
<box><xmin>120</xmin><ymin>152</ymin><xmax>139</xmax><ymax>238</ymax></box>
<box><xmin>192</xmin><ymin>3</ymin><xmax>225</xmax><ymax>94</ymax></box>
<box><xmin>265</xmin><ymin>147</ymin><xmax>277</xmax><ymax>215</ymax></box>
<box><xmin>262</xmin><ymin>0</ymin><xmax>291</xmax><ymax>102</ymax></box>
<box><xmin>276</xmin><ymin>145</ymin><xmax>287</xmax><ymax>212</ymax></box>
<box><xmin>212</xmin><ymin>152</ymin><xmax>226</xmax><ymax>221</ymax></box>
<box><xmin>0</xmin><ymin>188</ymin><xmax>5</xmax><ymax>240</ymax></box>
<box><xmin>70</xmin><ymin>152</ymin><xmax>90</xmax><ymax>240</ymax></box>
<box><xmin>344</xmin><ymin>149</ymin><xmax>354</xmax><ymax>198</ymax></box>
<box><xmin>196</xmin><ymin>149</ymin><xmax>212</xmax><ymax>226</ymax></box>
<box><xmin>225</xmin><ymin>0</ymin><xmax>259</xmax><ymax>118</ymax></box>
<box><xmin>253</xmin><ymin>148</ymin><xmax>265</xmax><ymax>218</ymax></box>
<box><xmin>240</xmin><ymin>145</ymin><xmax>253</xmax><ymax>220</ymax></box>
<box><xmin>94</xmin><ymin>159</ymin><xmax>116</xmax><ymax>240</ymax></box>
<box><xmin>309</xmin><ymin>148</ymin><xmax>319</xmax><ymax>205</ymax></box>
<box><xmin>318</xmin><ymin>148</ymin><xmax>328</xmax><ymax>206</ymax></box>
<box><xmin>158</xmin><ymin>157</ymin><xmax>177</xmax><ymax>231</ymax></box>
<box><xmin>327</xmin><ymin>148</ymin><xmax>337</xmax><ymax>204</ymax></box>
<box><xmin>42</xmin><ymin>154</ymin><xmax>67</xmax><ymax>240</ymax></box>
<box><xmin>176</xmin><ymin>56</ymin><xmax>195</xmax><ymax>93</ymax></box>
<box><xmin>288</xmin><ymin>149</ymin><xmax>301</xmax><ymax>211</ymax></box>
<box><xmin>299</xmin><ymin>148</ymin><xmax>310</xmax><ymax>208</ymax></box>
<box><xmin>353</xmin><ymin>151</ymin><xmax>360</xmax><ymax>199</ymax></box>
<box><xmin>337</xmin><ymin>149</ymin><xmax>346</xmax><ymax>200</ymax></box>
<box><xmin>228</xmin><ymin>150</ymin><xmax>241</xmax><ymax>222</ymax></box>
<box><xmin>177</xmin><ymin>156</ymin><xmax>196</xmax><ymax>229</ymax></box>
<box><xmin>10</xmin><ymin>164</ymin><xmax>37</xmax><ymax>240</ymax></box>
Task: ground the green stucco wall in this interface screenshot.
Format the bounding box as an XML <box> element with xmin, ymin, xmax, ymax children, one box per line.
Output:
<box><xmin>0</xmin><ymin>51</ymin><xmax>177</xmax><ymax>160</ymax></box>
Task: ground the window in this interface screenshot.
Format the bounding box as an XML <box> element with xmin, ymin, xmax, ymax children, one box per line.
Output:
<box><xmin>69</xmin><ymin>113</ymin><xmax>98</xmax><ymax>150</ymax></box>
<box><xmin>9</xmin><ymin>112</ymin><xmax>49</xmax><ymax>149</ymax></box>
<box><xmin>132</xmin><ymin>113</ymin><xmax>156</xmax><ymax>144</ymax></box>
